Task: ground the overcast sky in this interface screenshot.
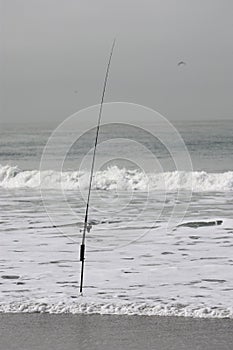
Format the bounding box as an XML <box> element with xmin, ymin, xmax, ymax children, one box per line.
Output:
<box><xmin>1</xmin><ymin>0</ymin><xmax>233</xmax><ymax>123</ymax></box>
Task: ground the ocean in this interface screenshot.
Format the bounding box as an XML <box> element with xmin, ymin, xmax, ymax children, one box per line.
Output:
<box><xmin>0</xmin><ymin>118</ymin><xmax>233</xmax><ymax>318</ymax></box>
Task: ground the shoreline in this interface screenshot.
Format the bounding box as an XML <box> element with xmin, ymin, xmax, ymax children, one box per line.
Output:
<box><xmin>0</xmin><ymin>300</ymin><xmax>232</xmax><ymax>318</ymax></box>
<box><xmin>1</xmin><ymin>313</ymin><xmax>233</xmax><ymax>350</ymax></box>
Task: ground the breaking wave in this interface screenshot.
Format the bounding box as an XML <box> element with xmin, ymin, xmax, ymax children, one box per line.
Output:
<box><xmin>0</xmin><ymin>164</ymin><xmax>233</xmax><ymax>192</ymax></box>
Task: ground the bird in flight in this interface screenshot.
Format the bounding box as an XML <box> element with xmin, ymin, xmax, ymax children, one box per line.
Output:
<box><xmin>177</xmin><ymin>61</ymin><xmax>186</xmax><ymax>67</ymax></box>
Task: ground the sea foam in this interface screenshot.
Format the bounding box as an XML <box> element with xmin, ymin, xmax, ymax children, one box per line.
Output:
<box><xmin>0</xmin><ymin>301</ymin><xmax>232</xmax><ymax>318</ymax></box>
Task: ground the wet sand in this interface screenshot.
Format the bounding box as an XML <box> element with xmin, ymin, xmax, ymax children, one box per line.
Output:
<box><xmin>0</xmin><ymin>314</ymin><xmax>233</xmax><ymax>350</ymax></box>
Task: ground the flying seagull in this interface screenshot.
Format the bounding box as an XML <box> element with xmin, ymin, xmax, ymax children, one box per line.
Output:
<box><xmin>177</xmin><ymin>61</ymin><xmax>186</xmax><ymax>67</ymax></box>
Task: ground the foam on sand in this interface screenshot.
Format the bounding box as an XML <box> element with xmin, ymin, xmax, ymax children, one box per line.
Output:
<box><xmin>0</xmin><ymin>301</ymin><xmax>233</xmax><ymax>318</ymax></box>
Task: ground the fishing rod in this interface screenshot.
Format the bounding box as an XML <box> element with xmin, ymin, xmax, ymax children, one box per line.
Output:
<box><xmin>79</xmin><ymin>39</ymin><xmax>116</xmax><ymax>294</ymax></box>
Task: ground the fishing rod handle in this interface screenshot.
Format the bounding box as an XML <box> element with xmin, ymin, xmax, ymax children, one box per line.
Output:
<box><xmin>80</xmin><ymin>244</ymin><xmax>85</xmax><ymax>262</ymax></box>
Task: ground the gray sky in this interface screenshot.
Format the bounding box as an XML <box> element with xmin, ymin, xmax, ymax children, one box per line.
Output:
<box><xmin>1</xmin><ymin>0</ymin><xmax>233</xmax><ymax>123</ymax></box>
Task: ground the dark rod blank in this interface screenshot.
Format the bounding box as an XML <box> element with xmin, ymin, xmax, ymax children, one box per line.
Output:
<box><xmin>79</xmin><ymin>39</ymin><xmax>116</xmax><ymax>293</ymax></box>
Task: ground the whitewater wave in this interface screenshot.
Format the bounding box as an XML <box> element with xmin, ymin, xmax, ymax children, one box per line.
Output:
<box><xmin>0</xmin><ymin>301</ymin><xmax>232</xmax><ymax>318</ymax></box>
<box><xmin>0</xmin><ymin>164</ymin><xmax>233</xmax><ymax>192</ymax></box>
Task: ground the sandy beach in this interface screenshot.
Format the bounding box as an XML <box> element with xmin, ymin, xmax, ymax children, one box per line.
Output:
<box><xmin>0</xmin><ymin>314</ymin><xmax>233</xmax><ymax>350</ymax></box>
